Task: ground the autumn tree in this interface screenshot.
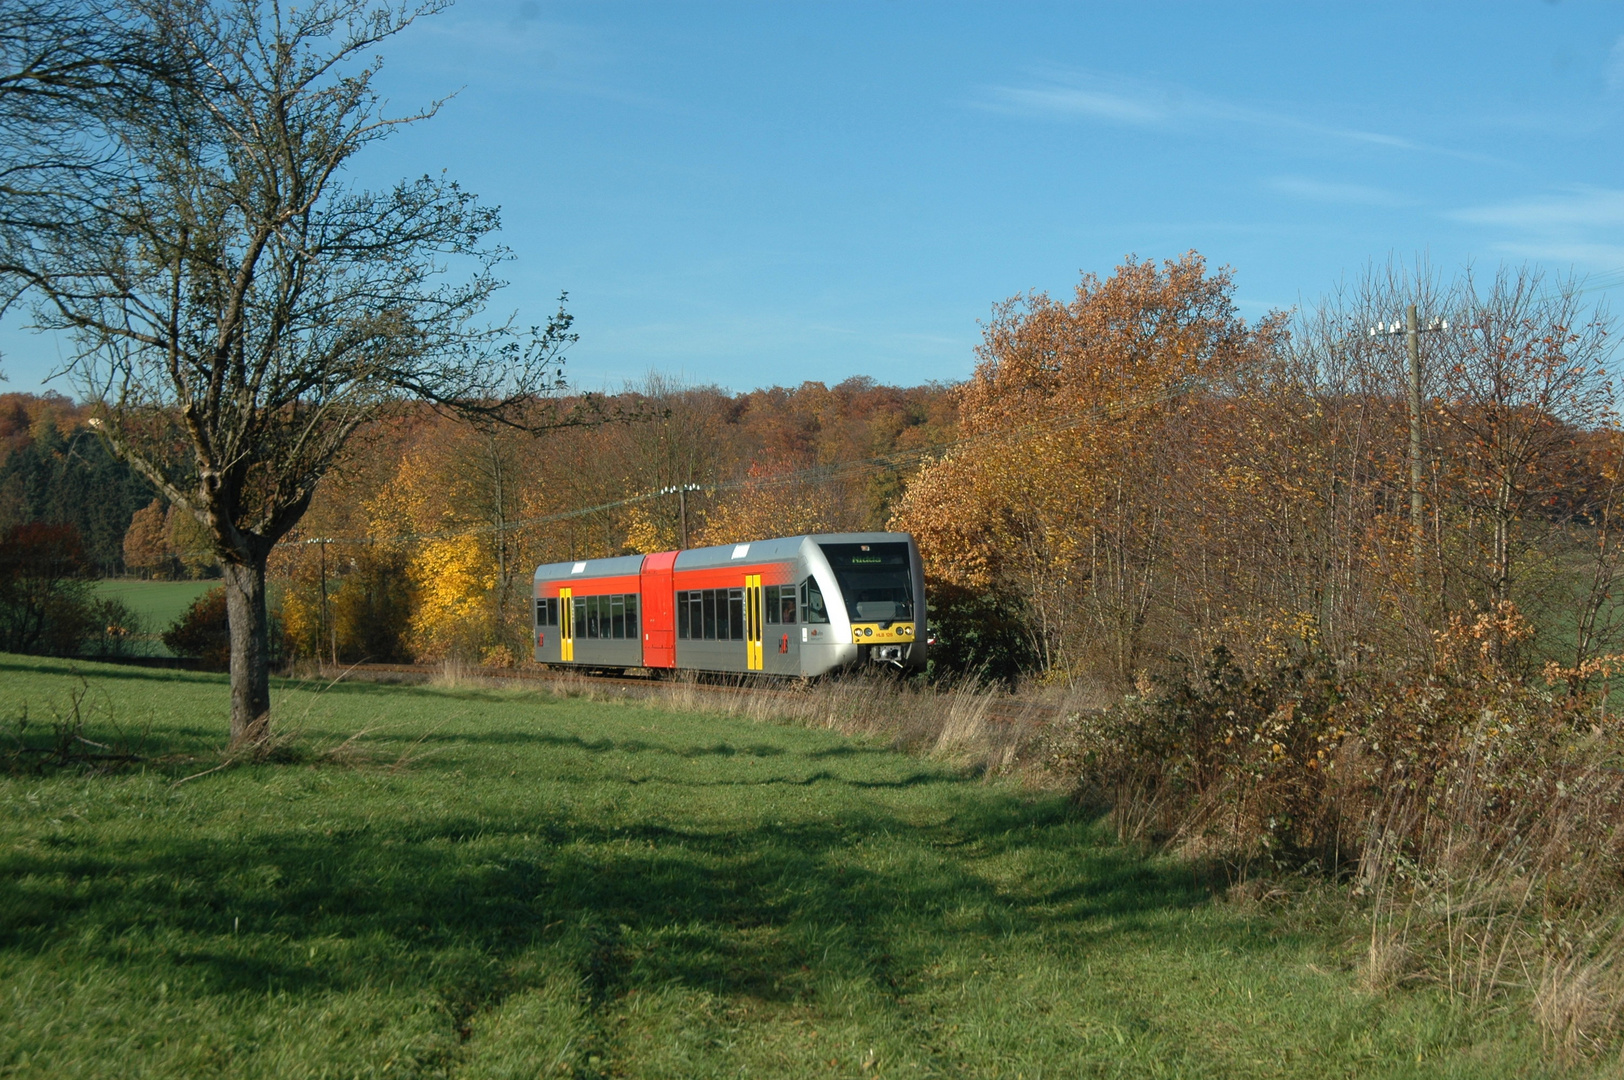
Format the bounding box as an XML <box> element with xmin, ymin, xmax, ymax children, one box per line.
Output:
<box><xmin>1268</xmin><ymin>262</ymin><xmax>1619</xmax><ymax>670</ymax></box>
<box><xmin>7</xmin><ymin>0</ymin><xmax>579</xmax><ymax>744</ymax></box>
<box><xmin>1430</xmin><ymin>268</ymin><xmax>1615</xmax><ymax>612</ymax></box>
<box><xmin>616</xmin><ymin>375</ymin><xmax>731</xmax><ymax>551</ymax></box>
<box><xmin>0</xmin><ymin>521</ymin><xmax>90</xmax><ymax>652</ymax></box>
<box><xmin>122</xmin><ymin>497</ymin><xmax>169</xmax><ymax>576</ymax></box>
<box><xmin>694</xmin><ymin>461</ymin><xmax>837</xmax><ymax>547</ymax></box>
<box><xmin>895</xmin><ymin>254</ymin><xmax>1282</xmax><ymax>682</ymax></box>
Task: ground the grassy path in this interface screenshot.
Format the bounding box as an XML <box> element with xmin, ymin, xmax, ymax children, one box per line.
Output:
<box><xmin>0</xmin><ymin>655</ymin><xmax>1552</xmax><ymax>1078</ymax></box>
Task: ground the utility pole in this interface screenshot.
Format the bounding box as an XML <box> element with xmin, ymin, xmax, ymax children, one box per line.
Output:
<box><xmin>1371</xmin><ymin>305</ymin><xmax>1448</xmax><ymax>557</ymax></box>
<box><xmin>318</xmin><ymin>537</ymin><xmax>330</xmax><ymax>664</ymax></box>
<box><xmin>660</xmin><ymin>484</ymin><xmax>702</xmax><ymax>549</ymax></box>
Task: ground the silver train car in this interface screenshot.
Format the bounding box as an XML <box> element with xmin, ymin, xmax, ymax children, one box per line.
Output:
<box><xmin>532</xmin><ymin>532</ymin><xmax>926</xmax><ymax>677</ymax></box>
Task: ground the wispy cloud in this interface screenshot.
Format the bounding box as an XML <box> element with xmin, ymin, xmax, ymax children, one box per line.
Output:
<box><xmin>1267</xmin><ymin>175</ymin><xmax>1409</xmax><ymax>207</ymax></box>
<box><xmin>987</xmin><ymin>84</ymin><xmax>1171</xmax><ymax>125</ymax></box>
<box><xmin>975</xmin><ymin>69</ymin><xmax>1480</xmax><ymax>157</ymax></box>
<box><xmin>1607</xmin><ymin>36</ymin><xmax>1624</xmax><ymax>95</ymax></box>
<box><xmin>1450</xmin><ymin>186</ymin><xmax>1624</xmax><ymax>269</ymax></box>
<box><xmin>1491</xmin><ymin>241</ymin><xmax>1624</xmax><ymax>267</ymax></box>
<box><xmin>1451</xmin><ymin>186</ymin><xmax>1624</xmax><ymax>230</ymax></box>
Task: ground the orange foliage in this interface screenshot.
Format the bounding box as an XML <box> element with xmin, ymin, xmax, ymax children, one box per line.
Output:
<box><xmin>894</xmin><ymin>253</ymin><xmax>1284</xmax><ymax>678</ymax></box>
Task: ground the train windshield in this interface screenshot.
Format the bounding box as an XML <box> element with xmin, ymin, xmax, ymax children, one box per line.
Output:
<box><xmin>818</xmin><ymin>542</ymin><xmax>914</xmax><ymax>622</ymax></box>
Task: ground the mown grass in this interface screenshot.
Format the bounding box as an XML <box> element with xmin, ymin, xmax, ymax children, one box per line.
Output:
<box><xmin>0</xmin><ymin>655</ymin><xmax>1563</xmax><ymax>1078</ymax></box>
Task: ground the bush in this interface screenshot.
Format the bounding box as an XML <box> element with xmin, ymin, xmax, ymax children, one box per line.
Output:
<box><xmin>1045</xmin><ymin>641</ymin><xmax>1343</xmax><ymax>865</ymax></box>
<box><xmin>1044</xmin><ymin>603</ymin><xmax>1624</xmax><ymax>1052</ymax></box>
<box><xmin>0</xmin><ymin>522</ymin><xmax>111</xmax><ymax>656</ymax></box>
<box><xmin>163</xmin><ymin>587</ymin><xmax>230</xmax><ymax>668</ymax></box>
<box><xmin>925</xmin><ymin>581</ymin><xmax>1039</xmax><ymax>685</ymax></box>
<box><xmin>81</xmin><ymin>597</ymin><xmax>146</xmax><ymax>658</ymax></box>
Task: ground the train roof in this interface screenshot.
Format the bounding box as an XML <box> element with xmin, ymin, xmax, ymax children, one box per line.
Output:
<box><xmin>533</xmin><ymin>553</ymin><xmax>645</xmax><ymax>582</ymax></box>
<box><xmin>533</xmin><ymin>531</ymin><xmax>913</xmax><ymax>582</ymax></box>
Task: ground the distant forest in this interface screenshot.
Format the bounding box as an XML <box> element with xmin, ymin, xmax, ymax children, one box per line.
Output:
<box><xmin>0</xmin><ymin>393</ymin><xmax>154</xmax><ymax>575</ymax></box>
<box><xmin>0</xmin><ymin>376</ymin><xmax>958</xmax><ymax>581</ymax></box>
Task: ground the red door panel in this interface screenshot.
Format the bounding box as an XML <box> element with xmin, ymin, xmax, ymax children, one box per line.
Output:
<box><xmin>640</xmin><ymin>550</ymin><xmax>678</xmax><ymax>668</ymax></box>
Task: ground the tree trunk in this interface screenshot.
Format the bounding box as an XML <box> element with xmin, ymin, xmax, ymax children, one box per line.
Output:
<box><xmin>222</xmin><ymin>555</ymin><xmax>272</xmax><ymax>747</ymax></box>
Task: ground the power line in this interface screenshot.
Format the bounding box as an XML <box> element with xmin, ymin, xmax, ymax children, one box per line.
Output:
<box><xmin>281</xmin><ymin>369</ymin><xmax>1214</xmax><ymax>549</ymax></box>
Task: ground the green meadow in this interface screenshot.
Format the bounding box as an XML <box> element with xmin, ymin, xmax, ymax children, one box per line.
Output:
<box><xmin>92</xmin><ymin>580</ymin><xmax>219</xmax><ymax>655</ymax></box>
<box><xmin>0</xmin><ymin>655</ymin><xmax>1559</xmax><ymax>1078</ymax></box>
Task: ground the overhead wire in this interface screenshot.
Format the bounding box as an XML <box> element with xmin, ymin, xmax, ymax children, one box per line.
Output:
<box><xmin>282</xmin><ymin>368</ymin><xmax>1216</xmax><ymax>549</ymax></box>
<box><xmin>279</xmin><ymin>263</ymin><xmax>1624</xmax><ymax>551</ymax></box>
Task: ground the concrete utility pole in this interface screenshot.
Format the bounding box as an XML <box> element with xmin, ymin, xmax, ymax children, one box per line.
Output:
<box><xmin>1371</xmin><ymin>306</ymin><xmax>1448</xmax><ymax>557</ymax></box>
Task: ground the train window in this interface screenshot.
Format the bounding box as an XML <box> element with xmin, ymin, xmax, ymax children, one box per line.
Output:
<box><xmin>626</xmin><ymin>594</ymin><xmax>638</xmax><ymax>638</ymax></box>
<box><xmin>535</xmin><ymin>598</ymin><xmax>560</xmax><ymax>627</ymax></box>
<box><xmin>677</xmin><ymin>588</ymin><xmax>757</xmax><ymax>641</ymax></box>
<box><xmin>763</xmin><ymin>586</ymin><xmax>795</xmax><ymax>625</ymax></box>
<box><xmin>610</xmin><ymin>594</ymin><xmax>625</xmax><ymax>639</ymax></box>
<box><xmin>572</xmin><ymin>597</ymin><xmax>586</xmax><ymax>637</ymax></box>
<box><xmin>801</xmin><ymin>578</ymin><xmax>830</xmax><ymax>624</ymax></box>
<box><xmin>818</xmin><ymin>542</ymin><xmax>913</xmax><ymax>622</ymax></box>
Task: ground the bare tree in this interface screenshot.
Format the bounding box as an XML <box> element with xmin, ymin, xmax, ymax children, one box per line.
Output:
<box><xmin>0</xmin><ymin>0</ymin><xmax>156</xmax><ymax>322</ymax></box>
<box><xmin>8</xmin><ymin>0</ymin><xmax>583</xmax><ymax>744</ymax></box>
<box><xmin>1433</xmin><ymin>268</ymin><xmax>1615</xmax><ymax>611</ymax></box>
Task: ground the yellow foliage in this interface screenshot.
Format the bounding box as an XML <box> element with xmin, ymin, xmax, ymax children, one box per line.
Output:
<box><xmin>695</xmin><ymin>476</ymin><xmax>833</xmax><ymax>548</ymax></box>
<box><xmin>622</xmin><ymin>503</ymin><xmax>679</xmax><ymax>554</ymax></box>
<box><xmin>408</xmin><ymin>533</ymin><xmax>497</xmax><ymax>660</ymax></box>
<box><xmin>281</xmin><ymin>585</ymin><xmax>323</xmax><ymax>658</ymax></box>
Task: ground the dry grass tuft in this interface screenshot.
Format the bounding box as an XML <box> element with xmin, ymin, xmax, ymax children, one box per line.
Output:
<box><xmin>527</xmin><ymin>671</ymin><xmax>1056</xmax><ymax>779</ymax></box>
<box><xmin>1534</xmin><ymin>927</ymin><xmax>1624</xmax><ymax>1060</ymax></box>
<box><xmin>1359</xmin><ymin>930</ymin><xmax>1415</xmax><ymax>995</ymax></box>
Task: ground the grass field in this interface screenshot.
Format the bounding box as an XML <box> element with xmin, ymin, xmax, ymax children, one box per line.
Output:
<box><xmin>0</xmin><ymin>655</ymin><xmax>1561</xmax><ymax>1078</ymax></box>
<box><xmin>93</xmin><ymin>580</ymin><xmax>219</xmax><ymax>655</ymax></box>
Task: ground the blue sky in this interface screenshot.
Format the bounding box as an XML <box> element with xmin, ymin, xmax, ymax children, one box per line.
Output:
<box><xmin>6</xmin><ymin>0</ymin><xmax>1624</xmax><ymax>394</ymax></box>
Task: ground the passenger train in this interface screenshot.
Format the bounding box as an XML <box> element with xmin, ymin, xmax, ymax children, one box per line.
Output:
<box><xmin>533</xmin><ymin>532</ymin><xmax>926</xmax><ymax>677</ymax></box>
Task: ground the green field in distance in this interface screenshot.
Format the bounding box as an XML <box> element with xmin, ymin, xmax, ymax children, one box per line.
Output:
<box><xmin>93</xmin><ymin>579</ymin><xmax>218</xmax><ymax>654</ymax></box>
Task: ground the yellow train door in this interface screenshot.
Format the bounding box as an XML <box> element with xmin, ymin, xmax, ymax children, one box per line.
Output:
<box><xmin>745</xmin><ymin>574</ymin><xmax>764</xmax><ymax>671</ymax></box>
<box><xmin>559</xmin><ymin>587</ymin><xmax>574</xmax><ymax>661</ymax></box>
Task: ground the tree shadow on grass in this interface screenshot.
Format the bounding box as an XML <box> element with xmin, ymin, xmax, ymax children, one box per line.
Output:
<box><xmin>0</xmin><ymin>780</ymin><xmax>1280</xmax><ymax>1032</ymax></box>
<box><xmin>441</xmin><ymin>731</ymin><xmax>789</xmax><ymax>760</ymax></box>
<box><xmin>0</xmin><ymin>654</ymin><xmax>228</xmax><ymax>689</ymax></box>
<box><xmin>0</xmin><ymin>668</ymin><xmax>1304</xmax><ymax>1066</ymax></box>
